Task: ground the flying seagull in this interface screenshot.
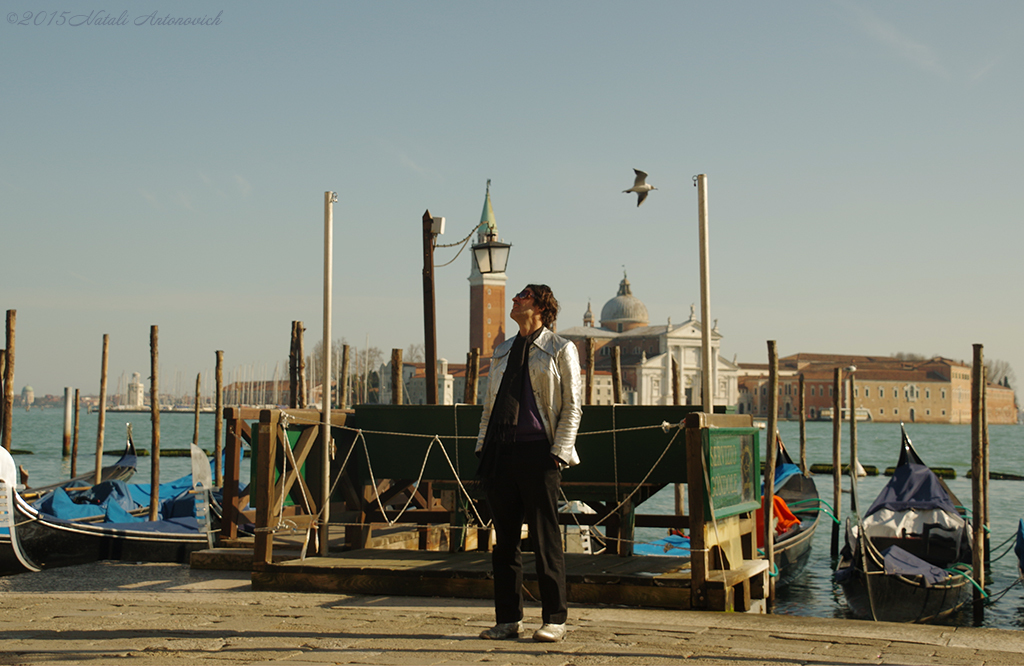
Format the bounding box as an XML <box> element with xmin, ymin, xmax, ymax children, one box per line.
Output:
<box><xmin>623</xmin><ymin>168</ymin><xmax>657</xmax><ymax>207</ymax></box>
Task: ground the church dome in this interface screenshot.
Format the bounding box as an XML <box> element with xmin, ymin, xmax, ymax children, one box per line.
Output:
<box><xmin>599</xmin><ymin>274</ymin><xmax>649</xmax><ymax>331</ymax></box>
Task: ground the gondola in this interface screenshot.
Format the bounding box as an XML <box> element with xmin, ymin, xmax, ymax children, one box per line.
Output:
<box><xmin>770</xmin><ymin>436</ymin><xmax>821</xmax><ymax>588</ymax></box>
<box><xmin>1014</xmin><ymin>519</ymin><xmax>1024</xmax><ymax>578</ymax></box>
<box><xmin>835</xmin><ymin>425</ymin><xmax>973</xmax><ymax>623</ymax></box>
<box><xmin>22</xmin><ymin>432</ymin><xmax>138</xmax><ymax>500</ymax></box>
<box><xmin>0</xmin><ymin>444</ymin><xmax>215</xmax><ymax>576</ymax></box>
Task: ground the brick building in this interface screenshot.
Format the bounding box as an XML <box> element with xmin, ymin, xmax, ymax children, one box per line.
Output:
<box><xmin>737</xmin><ymin>353</ymin><xmax>1017</xmax><ymax>425</ymax></box>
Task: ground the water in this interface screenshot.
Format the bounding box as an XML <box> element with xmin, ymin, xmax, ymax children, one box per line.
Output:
<box><xmin>7</xmin><ymin>407</ymin><xmax>249</xmax><ymax>491</ymax></box>
<box><xmin>636</xmin><ymin>420</ymin><xmax>1024</xmax><ymax>630</ymax></box>
<box><xmin>9</xmin><ymin>410</ymin><xmax>1023</xmax><ymax>628</ymax></box>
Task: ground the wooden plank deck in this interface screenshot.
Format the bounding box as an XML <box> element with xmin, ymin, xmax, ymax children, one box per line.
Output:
<box><xmin>251</xmin><ymin>549</ymin><xmax>699</xmax><ymax>609</ymax></box>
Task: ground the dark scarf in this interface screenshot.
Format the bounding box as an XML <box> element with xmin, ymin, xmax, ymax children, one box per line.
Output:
<box><xmin>476</xmin><ymin>328</ymin><xmax>542</xmax><ymax>483</ymax></box>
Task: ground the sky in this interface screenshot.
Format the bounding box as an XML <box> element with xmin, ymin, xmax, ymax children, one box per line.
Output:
<box><xmin>2</xmin><ymin>1</ymin><xmax>1022</xmax><ymax>399</ymax></box>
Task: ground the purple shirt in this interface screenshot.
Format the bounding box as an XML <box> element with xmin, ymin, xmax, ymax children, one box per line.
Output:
<box><xmin>515</xmin><ymin>363</ymin><xmax>547</xmax><ymax>442</ymax></box>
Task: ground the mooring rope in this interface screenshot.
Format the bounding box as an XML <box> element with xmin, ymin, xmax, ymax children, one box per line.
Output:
<box><xmin>254</xmin><ymin>413</ymin><xmax>691</xmax><ymax>550</ymax></box>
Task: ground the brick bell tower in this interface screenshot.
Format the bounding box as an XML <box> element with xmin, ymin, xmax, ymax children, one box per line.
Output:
<box><xmin>469</xmin><ymin>180</ymin><xmax>507</xmax><ymax>357</ymax></box>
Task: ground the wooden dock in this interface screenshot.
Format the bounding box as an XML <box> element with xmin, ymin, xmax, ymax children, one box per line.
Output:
<box><xmin>217</xmin><ymin>407</ymin><xmax>771</xmax><ymax>614</ymax></box>
<box><xmin>250</xmin><ymin>549</ymin><xmax>767</xmax><ymax>613</ymax></box>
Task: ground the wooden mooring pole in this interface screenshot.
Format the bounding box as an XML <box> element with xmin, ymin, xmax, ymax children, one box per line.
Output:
<box><xmin>192</xmin><ymin>373</ymin><xmax>201</xmax><ymax>445</ymax></box>
<box><xmin>149</xmin><ymin>326</ymin><xmax>160</xmax><ymax>521</ymax></box>
<box><xmin>765</xmin><ymin>340</ymin><xmax>778</xmax><ymax>610</ymax></box>
<box><xmin>2</xmin><ymin>310</ymin><xmax>14</xmax><ymax>452</ymax></box>
<box><xmin>611</xmin><ymin>346</ymin><xmax>622</xmax><ymax>404</ymax></box>
<box><xmin>585</xmin><ymin>338</ymin><xmax>594</xmax><ymax>406</ymax></box>
<box><xmin>62</xmin><ymin>387</ymin><xmax>73</xmax><ymax>457</ymax></box>
<box><xmin>798</xmin><ymin>374</ymin><xmax>807</xmax><ymax>475</ymax></box>
<box><xmin>289</xmin><ymin>322</ymin><xmax>299</xmax><ymax>408</ymax></box>
<box><xmin>849</xmin><ymin>371</ymin><xmax>859</xmax><ymax>514</ymax></box>
<box><xmin>95</xmin><ymin>334</ymin><xmax>109</xmax><ymax>485</ymax></box>
<box><xmin>971</xmin><ymin>343</ymin><xmax>987</xmax><ymax>621</ymax></box>
<box><xmin>70</xmin><ymin>388</ymin><xmax>80</xmax><ymax>478</ymax></box>
<box><xmin>340</xmin><ymin>344</ymin><xmax>350</xmax><ymax>410</ymax></box>
<box><xmin>392</xmin><ymin>349</ymin><xmax>403</xmax><ymax>405</ymax></box>
<box><xmin>464</xmin><ymin>348</ymin><xmax>480</xmax><ymax>405</ymax></box>
<box><xmin>830</xmin><ymin>367</ymin><xmax>842</xmax><ymax>559</ymax></box>
<box><xmin>214</xmin><ymin>350</ymin><xmax>224</xmax><ymax>487</ymax></box>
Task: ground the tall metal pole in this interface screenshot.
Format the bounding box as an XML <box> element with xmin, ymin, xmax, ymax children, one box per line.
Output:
<box><xmin>696</xmin><ymin>175</ymin><xmax>713</xmax><ymax>412</ymax></box>
<box><xmin>422</xmin><ymin>209</ymin><xmax>438</xmax><ymax>405</ymax></box>
<box><xmin>320</xmin><ymin>191</ymin><xmax>336</xmax><ymax>555</ymax></box>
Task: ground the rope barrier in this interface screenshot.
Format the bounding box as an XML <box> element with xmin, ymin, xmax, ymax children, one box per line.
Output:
<box><xmin>246</xmin><ymin>412</ymin><xmax>709</xmax><ymax>554</ymax></box>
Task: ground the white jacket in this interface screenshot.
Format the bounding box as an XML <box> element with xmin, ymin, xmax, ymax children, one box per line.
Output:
<box><xmin>475</xmin><ymin>328</ymin><xmax>583</xmax><ymax>467</ymax></box>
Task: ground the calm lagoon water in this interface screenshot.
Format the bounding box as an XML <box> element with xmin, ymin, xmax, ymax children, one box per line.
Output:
<box><xmin>9</xmin><ymin>409</ymin><xmax>1024</xmax><ymax>628</ymax></box>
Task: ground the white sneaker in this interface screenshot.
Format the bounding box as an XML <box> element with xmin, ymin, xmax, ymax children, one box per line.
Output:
<box><xmin>533</xmin><ymin>623</ymin><xmax>566</xmax><ymax>642</ymax></box>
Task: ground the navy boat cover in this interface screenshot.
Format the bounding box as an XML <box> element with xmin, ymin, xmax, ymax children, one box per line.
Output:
<box><xmin>864</xmin><ymin>463</ymin><xmax>956</xmax><ymax>518</ymax></box>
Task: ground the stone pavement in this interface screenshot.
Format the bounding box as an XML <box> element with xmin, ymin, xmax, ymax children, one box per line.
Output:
<box><xmin>0</xmin><ymin>562</ymin><xmax>1022</xmax><ymax>665</ymax></box>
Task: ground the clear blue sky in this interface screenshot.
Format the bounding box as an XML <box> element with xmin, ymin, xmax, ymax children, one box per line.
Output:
<box><xmin>3</xmin><ymin>1</ymin><xmax>1022</xmax><ymax>398</ymax></box>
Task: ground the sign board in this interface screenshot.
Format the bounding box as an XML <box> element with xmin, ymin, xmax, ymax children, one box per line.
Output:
<box><xmin>702</xmin><ymin>427</ymin><xmax>760</xmax><ymax>520</ymax></box>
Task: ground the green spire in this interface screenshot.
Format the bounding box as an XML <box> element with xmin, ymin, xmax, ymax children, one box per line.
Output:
<box><xmin>478</xmin><ymin>179</ymin><xmax>497</xmax><ymax>237</ymax></box>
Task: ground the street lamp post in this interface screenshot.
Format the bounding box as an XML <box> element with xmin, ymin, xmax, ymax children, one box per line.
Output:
<box><xmin>421</xmin><ymin>212</ymin><xmax>511</xmax><ymax>407</ymax></box>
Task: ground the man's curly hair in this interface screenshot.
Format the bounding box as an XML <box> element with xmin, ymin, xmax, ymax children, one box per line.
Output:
<box><xmin>525</xmin><ymin>284</ymin><xmax>559</xmax><ymax>329</ymax></box>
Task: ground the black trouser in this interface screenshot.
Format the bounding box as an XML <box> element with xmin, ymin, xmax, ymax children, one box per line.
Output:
<box><xmin>485</xmin><ymin>440</ymin><xmax>567</xmax><ymax>625</ymax></box>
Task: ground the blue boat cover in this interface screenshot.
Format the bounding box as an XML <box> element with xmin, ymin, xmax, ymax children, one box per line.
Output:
<box><xmin>881</xmin><ymin>544</ymin><xmax>948</xmax><ymax>585</ymax></box>
<box><xmin>763</xmin><ymin>462</ymin><xmax>802</xmax><ymax>494</ymax></box>
<box><xmin>33</xmin><ymin>476</ymin><xmax>198</xmax><ymax>522</ymax></box>
<box><xmin>864</xmin><ymin>463</ymin><xmax>957</xmax><ymax>517</ymax></box>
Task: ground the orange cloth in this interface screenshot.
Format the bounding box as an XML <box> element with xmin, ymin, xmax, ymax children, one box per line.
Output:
<box><xmin>755</xmin><ymin>494</ymin><xmax>800</xmax><ymax>548</ymax></box>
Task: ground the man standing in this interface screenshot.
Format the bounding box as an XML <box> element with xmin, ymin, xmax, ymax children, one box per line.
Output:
<box><xmin>475</xmin><ymin>284</ymin><xmax>583</xmax><ymax>643</ymax></box>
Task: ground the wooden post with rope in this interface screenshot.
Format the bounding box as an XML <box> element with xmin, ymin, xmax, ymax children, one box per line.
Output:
<box><xmin>149</xmin><ymin>326</ymin><xmax>161</xmax><ymax>521</ymax></box>
<box><xmin>971</xmin><ymin>343</ymin><xmax>986</xmax><ymax>622</ymax></box>
<box><xmin>830</xmin><ymin>367</ymin><xmax>842</xmax><ymax>559</ymax></box>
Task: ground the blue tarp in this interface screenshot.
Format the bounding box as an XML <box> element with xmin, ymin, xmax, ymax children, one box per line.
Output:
<box><xmin>34</xmin><ymin>476</ymin><xmax>197</xmax><ymax>522</ymax></box>
<box><xmin>881</xmin><ymin>544</ymin><xmax>948</xmax><ymax>585</ymax></box>
<box><xmin>633</xmin><ymin>533</ymin><xmax>690</xmax><ymax>557</ymax></box>
<box><xmin>864</xmin><ymin>463</ymin><xmax>957</xmax><ymax>518</ymax></box>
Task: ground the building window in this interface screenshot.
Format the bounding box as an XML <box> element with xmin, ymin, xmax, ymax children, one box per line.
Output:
<box><xmin>893</xmin><ymin>388</ymin><xmax>898</xmax><ymax>398</ymax></box>
<box><xmin>879</xmin><ymin>387</ymin><xmax>883</xmax><ymax>398</ymax></box>
<box><xmin>926</xmin><ymin>409</ymin><xmax>931</xmax><ymax>416</ymax></box>
<box><xmin>829</xmin><ymin>387</ymin><xmax>833</xmax><ymax>396</ymax></box>
<box><xmin>926</xmin><ymin>389</ymin><xmax>930</xmax><ymax>399</ymax></box>
<box><xmin>894</xmin><ymin>408</ymin><xmax>899</xmax><ymax>415</ymax></box>
<box><xmin>879</xmin><ymin>409</ymin><xmax>884</xmax><ymax>415</ymax></box>
<box><xmin>941</xmin><ymin>389</ymin><xmax>946</xmax><ymax>399</ymax></box>
<box><xmin>810</xmin><ymin>386</ymin><xmax>816</xmax><ymax>396</ymax></box>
